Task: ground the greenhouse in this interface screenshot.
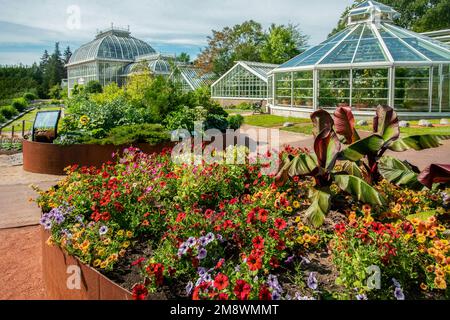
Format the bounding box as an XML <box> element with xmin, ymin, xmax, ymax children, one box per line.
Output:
<box><xmin>211</xmin><ymin>61</ymin><xmax>279</xmax><ymax>106</ymax></box>
<box><xmin>66</xmin><ymin>26</ymin><xmax>156</xmax><ymax>94</ymax></box>
<box><xmin>170</xmin><ymin>65</ymin><xmax>215</xmax><ymax>93</ymax></box>
<box><xmin>268</xmin><ymin>0</ymin><xmax>450</xmax><ymax>118</ymax></box>
<box><xmin>122</xmin><ymin>53</ymin><xmax>174</xmax><ymax>80</ymax></box>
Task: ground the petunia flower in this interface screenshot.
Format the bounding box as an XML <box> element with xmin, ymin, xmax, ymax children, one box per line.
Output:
<box><xmin>307</xmin><ymin>272</ymin><xmax>318</xmax><ymax>290</ymax></box>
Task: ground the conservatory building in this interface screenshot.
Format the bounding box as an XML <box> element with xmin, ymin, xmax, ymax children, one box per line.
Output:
<box><xmin>211</xmin><ymin>61</ymin><xmax>279</xmax><ymax>106</ymax></box>
<box><xmin>66</xmin><ymin>26</ymin><xmax>156</xmax><ymax>94</ymax></box>
<box><xmin>268</xmin><ymin>0</ymin><xmax>450</xmax><ymax>119</ymax></box>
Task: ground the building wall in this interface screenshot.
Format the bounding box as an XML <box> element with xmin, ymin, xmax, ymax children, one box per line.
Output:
<box><xmin>213</xmin><ymin>98</ymin><xmax>268</xmax><ymax>108</ymax></box>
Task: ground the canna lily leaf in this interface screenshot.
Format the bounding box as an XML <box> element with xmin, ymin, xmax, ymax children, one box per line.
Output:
<box><xmin>333</xmin><ymin>174</ymin><xmax>386</xmax><ymax>206</ymax></box>
<box><xmin>334</xmin><ymin>106</ymin><xmax>360</xmax><ymax>144</ymax></box>
<box><xmin>388</xmin><ymin>135</ymin><xmax>449</xmax><ymax>152</ymax></box>
<box><xmin>287</xmin><ymin>152</ymin><xmax>318</xmax><ymax>177</ymax></box>
<box><xmin>275</xmin><ymin>158</ymin><xmax>292</xmax><ymax>187</ymax></box>
<box><xmin>340</xmin><ymin>134</ymin><xmax>385</xmax><ymax>161</ymax></box>
<box><xmin>305</xmin><ymin>189</ymin><xmax>331</xmax><ymax>228</ymax></box>
<box><xmin>378</xmin><ymin>156</ymin><xmax>422</xmax><ymax>189</ymax></box>
<box><xmin>373</xmin><ymin>105</ymin><xmax>400</xmax><ymax>144</ymax></box>
<box><xmin>406</xmin><ymin>211</ymin><xmax>437</xmax><ymax>222</ymax></box>
<box><xmin>311</xmin><ymin>109</ymin><xmax>334</xmax><ymax>138</ymax></box>
<box><xmin>314</xmin><ymin>128</ymin><xmax>341</xmax><ymax>171</ymax></box>
<box><xmin>418</xmin><ymin>164</ymin><xmax>450</xmax><ymax>189</ymax></box>
<box><xmin>341</xmin><ymin>160</ymin><xmax>364</xmax><ymax>179</ymax></box>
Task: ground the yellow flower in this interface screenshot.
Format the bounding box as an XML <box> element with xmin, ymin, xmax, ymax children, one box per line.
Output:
<box><xmin>103</xmin><ymin>238</ymin><xmax>111</xmax><ymax>245</ymax></box>
<box><xmin>100</xmin><ymin>261</ymin><xmax>108</xmax><ymax>269</ymax></box>
<box><xmin>93</xmin><ymin>259</ymin><xmax>101</xmax><ymax>267</ymax></box>
<box><xmin>435</xmin><ymin>268</ymin><xmax>445</xmax><ymax>278</ymax></box>
<box><xmin>117</xmin><ymin>230</ymin><xmax>124</xmax><ymax>237</ymax></box>
<box><xmin>286</xmin><ymin>206</ymin><xmax>293</xmax><ymax>213</ymax></box>
<box><xmin>362</xmin><ymin>204</ymin><xmax>371</xmax><ymax>214</ymax></box>
<box><xmin>417</xmin><ymin>235</ymin><xmax>426</xmax><ymax>244</ymax></box>
<box><xmin>126</xmin><ymin>231</ymin><xmax>133</xmax><ymax>238</ymax></box>
<box><xmin>426</xmin><ymin>265</ymin><xmax>435</xmax><ymax>273</ymax></box>
<box><xmin>295</xmin><ymin>217</ymin><xmax>301</xmax><ymax>223</ymax></box>
<box><xmin>434</xmin><ymin>277</ymin><xmax>447</xmax><ymax>290</ymax></box>
<box><xmin>79</xmin><ymin>115</ymin><xmax>90</xmax><ymax>126</ymax></box>
<box><xmin>293</xmin><ymin>201</ymin><xmax>300</xmax><ymax>209</ymax></box>
<box><xmin>122</xmin><ymin>241</ymin><xmax>130</xmax><ymax>248</ymax></box>
<box><xmin>403</xmin><ymin>234</ymin><xmax>412</xmax><ymax>241</ymax></box>
<box><xmin>97</xmin><ymin>249</ymin><xmax>105</xmax><ymax>256</ymax></box>
<box><xmin>420</xmin><ymin>283</ymin><xmax>428</xmax><ymax>291</ymax></box>
<box><xmin>119</xmin><ymin>249</ymin><xmax>126</xmax><ymax>257</ymax></box>
<box><xmin>46</xmin><ymin>236</ymin><xmax>54</xmax><ymax>246</ymax></box>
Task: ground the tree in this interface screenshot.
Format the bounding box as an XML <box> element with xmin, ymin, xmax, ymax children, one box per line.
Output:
<box><xmin>177</xmin><ymin>52</ymin><xmax>191</xmax><ymax>64</ymax></box>
<box><xmin>196</xmin><ymin>20</ymin><xmax>265</xmax><ymax>76</ymax></box>
<box><xmin>330</xmin><ymin>0</ymin><xmax>450</xmax><ymax>37</ymax></box>
<box><xmin>261</xmin><ymin>24</ymin><xmax>309</xmax><ymax>64</ymax></box>
<box><xmin>84</xmin><ymin>80</ymin><xmax>103</xmax><ymax>94</ymax></box>
<box><xmin>63</xmin><ymin>46</ymin><xmax>72</xmax><ymax>78</ymax></box>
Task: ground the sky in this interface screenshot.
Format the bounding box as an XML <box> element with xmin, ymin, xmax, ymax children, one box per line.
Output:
<box><xmin>0</xmin><ymin>0</ymin><xmax>354</xmax><ymax>65</ymax></box>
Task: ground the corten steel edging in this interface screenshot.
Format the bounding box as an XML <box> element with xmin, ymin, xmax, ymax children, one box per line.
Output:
<box><xmin>41</xmin><ymin>228</ymin><xmax>133</xmax><ymax>300</ymax></box>
<box><xmin>23</xmin><ymin>140</ymin><xmax>176</xmax><ymax>175</ymax></box>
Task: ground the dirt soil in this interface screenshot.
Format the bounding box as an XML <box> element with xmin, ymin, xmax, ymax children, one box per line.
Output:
<box><xmin>0</xmin><ymin>226</ymin><xmax>46</xmax><ymax>300</ymax></box>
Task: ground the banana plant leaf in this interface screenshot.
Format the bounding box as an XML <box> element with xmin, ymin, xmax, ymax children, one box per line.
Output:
<box><xmin>333</xmin><ymin>174</ymin><xmax>386</xmax><ymax>206</ymax></box>
<box><xmin>341</xmin><ymin>160</ymin><xmax>364</xmax><ymax>179</ymax></box>
<box><xmin>334</xmin><ymin>106</ymin><xmax>360</xmax><ymax>144</ymax></box>
<box><xmin>311</xmin><ymin>109</ymin><xmax>334</xmax><ymax>138</ymax></box>
<box><xmin>305</xmin><ymin>189</ymin><xmax>331</xmax><ymax>228</ymax></box>
<box><xmin>373</xmin><ymin>105</ymin><xmax>400</xmax><ymax>144</ymax></box>
<box><xmin>340</xmin><ymin>134</ymin><xmax>385</xmax><ymax>161</ymax></box>
<box><xmin>378</xmin><ymin>156</ymin><xmax>422</xmax><ymax>189</ymax></box>
<box><xmin>418</xmin><ymin>164</ymin><xmax>450</xmax><ymax>189</ymax></box>
<box><xmin>287</xmin><ymin>153</ymin><xmax>318</xmax><ymax>177</ymax></box>
<box><xmin>314</xmin><ymin>128</ymin><xmax>341</xmax><ymax>171</ymax></box>
<box><xmin>389</xmin><ymin>135</ymin><xmax>448</xmax><ymax>152</ymax></box>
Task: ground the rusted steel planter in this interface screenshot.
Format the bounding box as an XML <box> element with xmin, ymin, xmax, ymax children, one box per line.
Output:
<box><xmin>23</xmin><ymin>140</ymin><xmax>175</xmax><ymax>175</ymax></box>
<box><xmin>41</xmin><ymin>228</ymin><xmax>133</xmax><ymax>300</ymax></box>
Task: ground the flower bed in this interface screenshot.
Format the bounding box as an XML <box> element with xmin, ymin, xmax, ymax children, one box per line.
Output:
<box><xmin>35</xmin><ymin>106</ymin><xmax>450</xmax><ymax>300</ymax></box>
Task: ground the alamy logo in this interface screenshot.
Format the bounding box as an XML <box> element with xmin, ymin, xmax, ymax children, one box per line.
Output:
<box><xmin>66</xmin><ymin>5</ymin><xmax>81</xmax><ymax>30</ymax></box>
<box><xmin>66</xmin><ymin>265</ymin><xmax>81</xmax><ymax>290</ymax></box>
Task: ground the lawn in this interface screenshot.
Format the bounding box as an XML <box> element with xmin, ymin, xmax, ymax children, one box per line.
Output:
<box><xmin>244</xmin><ymin>114</ymin><xmax>450</xmax><ymax>137</ymax></box>
<box><xmin>1</xmin><ymin>106</ymin><xmax>62</xmax><ymax>133</ymax></box>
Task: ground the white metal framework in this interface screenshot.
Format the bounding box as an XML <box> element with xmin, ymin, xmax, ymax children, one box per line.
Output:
<box><xmin>211</xmin><ymin>61</ymin><xmax>279</xmax><ymax>100</ymax></box>
<box><xmin>170</xmin><ymin>65</ymin><xmax>215</xmax><ymax>93</ymax></box>
<box><xmin>268</xmin><ymin>0</ymin><xmax>450</xmax><ymax>116</ymax></box>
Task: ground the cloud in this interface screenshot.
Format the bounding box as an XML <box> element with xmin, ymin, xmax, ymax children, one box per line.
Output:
<box><xmin>0</xmin><ymin>0</ymin><xmax>354</xmax><ymax>65</ymax></box>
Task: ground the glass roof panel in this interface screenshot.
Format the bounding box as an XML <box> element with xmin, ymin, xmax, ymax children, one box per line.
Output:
<box><xmin>353</xmin><ymin>39</ymin><xmax>387</xmax><ymax>62</ymax></box>
<box><xmin>384</xmin><ymin>25</ymin><xmax>450</xmax><ymax>61</ymax></box>
<box><xmin>323</xmin><ymin>28</ymin><xmax>352</xmax><ymax>44</ymax></box>
<box><xmin>382</xmin><ymin>37</ymin><xmax>425</xmax><ymax>61</ymax></box>
<box><xmin>320</xmin><ymin>40</ymin><xmax>359</xmax><ymax>64</ymax></box>
<box><xmin>278</xmin><ymin>45</ymin><xmax>323</xmax><ymax>68</ymax></box>
<box><xmin>298</xmin><ymin>43</ymin><xmax>338</xmax><ymax>66</ymax></box>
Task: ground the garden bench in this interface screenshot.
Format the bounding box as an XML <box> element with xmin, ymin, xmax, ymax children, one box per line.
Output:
<box><xmin>252</xmin><ymin>100</ymin><xmax>264</xmax><ymax>114</ymax></box>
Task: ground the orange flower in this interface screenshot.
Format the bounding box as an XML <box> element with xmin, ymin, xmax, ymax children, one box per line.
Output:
<box><xmin>434</xmin><ymin>277</ymin><xmax>447</xmax><ymax>290</ymax></box>
<box><xmin>420</xmin><ymin>283</ymin><xmax>428</xmax><ymax>291</ymax></box>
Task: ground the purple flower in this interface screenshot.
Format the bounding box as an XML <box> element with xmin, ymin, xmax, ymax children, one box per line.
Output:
<box><xmin>198</xmin><ymin>236</ymin><xmax>208</xmax><ymax>247</ymax></box>
<box><xmin>54</xmin><ymin>214</ymin><xmax>65</xmax><ymax>225</ymax></box>
<box><xmin>185</xmin><ymin>281</ymin><xmax>193</xmax><ymax>295</ymax></box>
<box><xmin>203</xmin><ymin>273</ymin><xmax>212</xmax><ymax>282</ymax></box>
<box><xmin>178</xmin><ymin>244</ymin><xmax>188</xmax><ymax>257</ymax></box>
<box><xmin>300</xmin><ymin>256</ymin><xmax>311</xmax><ymax>264</ymax></box>
<box><xmin>205</xmin><ymin>232</ymin><xmax>215</xmax><ymax>244</ymax></box>
<box><xmin>99</xmin><ymin>225</ymin><xmax>108</xmax><ymax>236</ymax></box>
<box><xmin>40</xmin><ymin>217</ymin><xmax>52</xmax><ymax>230</ymax></box>
<box><xmin>75</xmin><ymin>215</ymin><xmax>84</xmax><ymax>223</ymax></box>
<box><xmin>295</xmin><ymin>293</ymin><xmax>315</xmax><ymax>300</ymax></box>
<box><xmin>285</xmin><ymin>255</ymin><xmax>295</xmax><ymax>264</ymax></box>
<box><xmin>197</xmin><ymin>248</ymin><xmax>207</xmax><ymax>260</ymax></box>
<box><xmin>394</xmin><ymin>287</ymin><xmax>405</xmax><ymax>300</ymax></box>
<box><xmin>307</xmin><ymin>272</ymin><xmax>318</xmax><ymax>290</ymax></box>
<box><xmin>392</xmin><ymin>278</ymin><xmax>401</xmax><ymax>288</ymax></box>
<box><xmin>356</xmin><ymin>294</ymin><xmax>368</xmax><ymax>300</ymax></box>
<box><xmin>186</xmin><ymin>237</ymin><xmax>196</xmax><ymax>247</ymax></box>
<box><xmin>216</xmin><ymin>234</ymin><xmax>224</xmax><ymax>242</ymax></box>
<box><xmin>272</xmin><ymin>291</ymin><xmax>281</xmax><ymax>300</ymax></box>
<box><xmin>197</xmin><ymin>267</ymin><xmax>207</xmax><ymax>276</ymax></box>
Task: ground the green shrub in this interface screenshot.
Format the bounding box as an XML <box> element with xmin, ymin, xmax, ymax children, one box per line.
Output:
<box><xmin>11</xmin><ymin>97</ymin><xmax>28</xmax><ymax>112</ymax></box>
<box><xmin>23</xmin><ymin>92</ymin><xmax>37</xmax><ymax>102</ymax></box>
<box><xmin>0</xmin><ymin>113</ymin><xmax>6</xmax><ymax>123</ymax></box>
<box><xmin>49</xmin><ymin>84</ymin><xmax>63</xmax><ymax>99</ymax></box>
<box><xmin>228</xmin><ymin>114</ymin><xmax>244</xmax><ymax>130</ymax></box>
<box><xmin>84</xmin><ymin>124</ymin><xmax>170</xmax><ymax>146</ymax></box>
<box><xmin>236</xmin><ymin>102</ymin><xmax>253</xmax><ymax>110</ymax></box>
<box><xmin>85</xmin><ymin>80</ymin><xmax>103</xmax><ymax>94</ymax></box>
<box><xmin>0</xmin><ymin>105</ymin><xmax>19</xmax><ymax>119</ymax></box>
<box><xmin>204</xmin><ymin>114</ymin><xmax>229</xmax><ymax>132</ymax></box>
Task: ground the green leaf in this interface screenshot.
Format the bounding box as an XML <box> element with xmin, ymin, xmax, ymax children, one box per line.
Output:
<box><xmin>378</xmin><ymin>156</ymin><xmax>422</xmax><ymax>189</ymax></box>
<box><xmin>389</xmin><ymin>135</ymin><xmax>448</xmax><ymax>152</ymax></box>
<box><xmin>373</xmin><ymin>105</ymin><xmax>400</xmax><ymax>144</ymax></box>
<box><xmin>333</xmin><ymin>174</ymin><xmax>386</xmax><ymax>206</ymax></box>
<box><xmin>305</xmin><ymin>189</ymin><xmax>331</xmax><ymax>227</ymax></box>
<box><xmin>288</xmin><ymin>153</ymin><xmax>318</xmax><ymax>177</ymax></box>
<box><xmin>406</xmin><ymin>211</ymin><xmax>436</xmax><ymax>222</ymax></box>
<box><xmin>315</xmin><ymin>128</ymin><xmax>341</xmax><ymax>170</ymax></box>
<box><xmin>341</xmin><ymin>160</ymin><xmax>363</xmax><ymax>179</ymax></box>
<box><xmin>340</xmin><ymin>135</ymin><xmax>385</xmax><ymax>161</ymax></box>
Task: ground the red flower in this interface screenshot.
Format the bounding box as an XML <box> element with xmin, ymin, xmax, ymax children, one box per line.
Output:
<box><xmin>335</xmin><ymin>223</ymin><xmax>346</xmax><ymax>235</ymax></box>
<box><xmin>113</xmin><ymin>201</ymin><xmax>124</xmax><ymax>212</ymax></box>
<box><xmin>132</xmin><ymin>284</ymin><xmax>148</xmax><ymax>300</ymax></box>
<box><xmin>269</xmin><ymin>256</ymin><xmax>280</xmax><ymax>269</ymax></box>
<box><xmin>146</xmin><ymin>263</ymin><xmax>165</xmax><ymax>286</ymax></box>
<box><xmin>176</xmin><ymin>212</ymin><xmax>186</xmax><ymax>222</ymax></box>
<box><xmin>371</xmin><ymin>222</ymin><xmax>385</xmax><ymax>234</ymax></box>
<box><xmin>258</xmin><ymin>209</ymin><xmax>268</xmax><ymax>223</ymax></box>
<box><xmin>269</xmin><ymin>228</ymin><xmax>280</xmax><ymax>240</ymax></box>
<box><xmin>247</xmin><ymin>210</ymin><xmax>256</xmax><ymax>224</ymax></box>
<box><xmin>252</xmin><ymin>236</ymin><xmax>265</xmax><ymax>249</ymax></box>
<box><xmin>234</xmin><ymin>280</ymin><xmax>251</xmax><ymax>300</ymax></box>
<box><xmin>102</xmin><ymin>171</ymin><xmax>109</xmax><ymax>179</ymax></box>
<box><xmin>214</xmin><ymin>273</ymin><xmax>229</xmax><ymax>291</ymax></box>
<box><xmin>218</xmin><ymin>293</ymin><xmax>229</xmax><ymax>300</ymax></box>
<box><xmin>247</xmin><ymin>253</ymin><xmax>262</xmax><ymax>271</ymax></box>
<box><xmin>274</xmin><ymin>218</ymin><xmax>287</xmax><ymax>230</ymax></box>
<box><xmin>215</xmin><ymin>258</ymin><xmax>225</xmax><ymax>270</ymax></box>
<box><xmin>258</xmin><ymin>285</ymin><xmax>272</xmax><ymax>300</ymax></box>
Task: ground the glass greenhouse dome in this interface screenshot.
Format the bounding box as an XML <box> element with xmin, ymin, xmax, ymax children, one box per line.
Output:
<box><xmin>66</xmin><ymin>26</ymin><xmax>155</xmax><ymax>93</ymax></box>
<box><xmin>268</xmin><ymin>0</ymin><xmax>450</xmax><ymax>118</ymax></box>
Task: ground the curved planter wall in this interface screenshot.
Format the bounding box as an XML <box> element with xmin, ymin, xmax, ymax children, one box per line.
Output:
<box><xmin>23</xmin><ymin>140</ymin><xmax>175</xmax><ymax>175</ymax></box>
<box><xmin>41</xmin><ymin>228</ymin><xmax>133</xmax><ymax>300</ymax></box>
